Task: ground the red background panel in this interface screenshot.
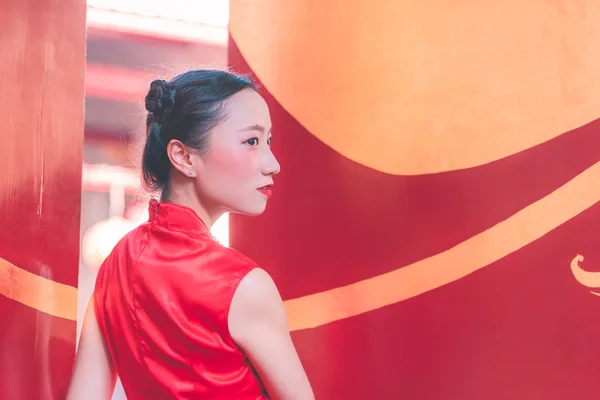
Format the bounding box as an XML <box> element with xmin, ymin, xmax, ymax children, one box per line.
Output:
<box><xmin>0</xmin><ymin>0</ymin><xmax>85</xmax><ymax>399</ymax></box>
<box><xmin>229</xmin><ymin>33</ymin><xmax>600</xmax><ymax>400</ymax></box>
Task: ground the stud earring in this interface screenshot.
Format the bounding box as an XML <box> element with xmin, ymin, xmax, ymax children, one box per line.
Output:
<box><xmin>188</xmin><ymin>170</ymin><xmax>193</xmax><ymax>175</ymax></box>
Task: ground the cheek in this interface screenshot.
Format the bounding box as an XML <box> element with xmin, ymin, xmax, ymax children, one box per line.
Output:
<box><xmin>205</xmin><ymin>145</ymin><xmax>257</xmax><ymax>181</ymax></box>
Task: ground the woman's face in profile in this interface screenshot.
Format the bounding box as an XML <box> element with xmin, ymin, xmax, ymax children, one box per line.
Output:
<box><xmin>192</xmin><ymin>88</ymin><xmax>281</xmax><ymax>216</ymax></box>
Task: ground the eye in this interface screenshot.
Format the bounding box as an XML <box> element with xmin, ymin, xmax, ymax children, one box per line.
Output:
<box><xmin>244</xmin><ymin>137</ymin><xmax>259</xmax><ymax>146</ymax></box>
<box><xmin>267</xmin><ymin>136</ymin><xmax>273</xmax><ymax>146</ymax></box>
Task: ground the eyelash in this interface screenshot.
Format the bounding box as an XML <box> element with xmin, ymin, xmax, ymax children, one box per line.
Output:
<box><xmin>244</xmin><ymin>137</ymin><xmax>272</xmax><ymax>146</ymax></box>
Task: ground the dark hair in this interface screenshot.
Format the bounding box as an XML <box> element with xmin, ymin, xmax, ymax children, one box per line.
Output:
<box><xmin>141</xmin><ymin>69</ymin><xmax>257</xmax><ymax>196</ymax></box>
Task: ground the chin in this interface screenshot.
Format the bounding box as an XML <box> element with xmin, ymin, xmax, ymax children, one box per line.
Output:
<box><xmin>244</xmin><ymin>208</ymin><xmax>266</xmax><ymax>217</ymax></box>
<box><xmin>239</xmin><ymin>203</ymin><xmax>268</xmax><ymax>217</ymax></box>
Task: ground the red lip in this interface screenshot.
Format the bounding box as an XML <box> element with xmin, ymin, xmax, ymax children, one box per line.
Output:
<box><xmin>257</xmin><ymin>184</ymin><xmax>273</xmax><ymax>197</ymax></box>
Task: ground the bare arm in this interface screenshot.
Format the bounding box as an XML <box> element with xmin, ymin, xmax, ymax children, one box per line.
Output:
<box><xmin>228</xmin><ymin>268</ymin><xmax>314</xmax><ymax>400</ymax></box>
<box><xmin>66</xmin><ymin>295</ymin><xmax>117</xmax><ymax>400</ymax></box>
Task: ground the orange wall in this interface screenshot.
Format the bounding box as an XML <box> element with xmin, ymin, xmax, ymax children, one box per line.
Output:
<box><xmin>229</xmin><ymin>2</ymin><xmax>600</xmax><ymax>398</ymax></box>
<box><xmin>0</xmin><ymin>1</ymin><xmax>86</xmax><ymax>399</ymax></box>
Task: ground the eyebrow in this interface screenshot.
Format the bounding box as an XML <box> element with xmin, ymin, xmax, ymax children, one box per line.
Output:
<box><xmin>237</xmin><ymin>124</ymin><xmax>273</xmax><ymax>134</ymax></box>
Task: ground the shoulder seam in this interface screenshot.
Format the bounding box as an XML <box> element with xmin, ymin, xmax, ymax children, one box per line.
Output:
<box><xmin>129</xmin><ymin>224</ymin><xmax>152</xmax><ymax>370</ymax></box>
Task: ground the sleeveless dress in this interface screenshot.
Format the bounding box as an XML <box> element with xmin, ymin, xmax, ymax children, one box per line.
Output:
<box><xmin>94</xmin><ymin>200</ymin><xmax>269</xmax><ymax>399</ymax></box>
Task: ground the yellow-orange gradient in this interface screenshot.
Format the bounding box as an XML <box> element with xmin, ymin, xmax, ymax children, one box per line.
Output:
<box><xmin>570</xmin><ymin>255</ymin><xmax>600</xmax><ymax>296</ymax></box>
<box><xmin>284</xmin><ymin>160</ymin><xmax>600</xmax><ymax>330</ymax></box>
<box><xmin>0</xmin><ymin>257</ymin><xmax>77</xmax><ymax>321</ymax></box>
<box><xmin>230</xmin><ymin>0</ymin><xmax>600</xmax><ymax>174</ymax></box>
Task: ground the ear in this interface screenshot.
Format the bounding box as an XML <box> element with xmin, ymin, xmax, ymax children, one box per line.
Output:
<box><xmin>166</xmin><ymin>139</ymin><xmax>198</xmax><ymax>177</ymax></box>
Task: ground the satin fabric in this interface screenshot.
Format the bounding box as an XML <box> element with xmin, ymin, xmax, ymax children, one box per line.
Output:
<box><xmin>94</xmin><ymin>200</ymin><xmax>268</xmax><ymax>399</ymax></box>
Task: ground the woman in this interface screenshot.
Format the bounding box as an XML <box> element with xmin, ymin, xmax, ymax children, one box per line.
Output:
<box><xmin>67</xmin><ymin>70</ymin><xmax>314</xmax><ymax>399</ymax></box>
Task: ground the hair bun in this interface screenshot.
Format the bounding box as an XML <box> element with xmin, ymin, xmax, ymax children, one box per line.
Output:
<box><xmin>145</xmin><ymin>79</ymin><xmax>176</xmax><ymax>123</ymax></box>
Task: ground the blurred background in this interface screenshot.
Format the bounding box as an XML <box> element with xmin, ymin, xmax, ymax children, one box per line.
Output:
<box><xmin>80</xmin><ymin>2</ymin><xmax>230</xmax><ymax>398</ymax></box>
<box><xmin>4</xmin><ymin>1</ymin><xmax>600</xmax><ymax>399</ymax></box>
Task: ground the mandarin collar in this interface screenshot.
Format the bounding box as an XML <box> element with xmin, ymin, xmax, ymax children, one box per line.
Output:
<box><xmin>148</xmin><ymin>199</ymin><xmax>211</xmax><ymax>237</ymax></box>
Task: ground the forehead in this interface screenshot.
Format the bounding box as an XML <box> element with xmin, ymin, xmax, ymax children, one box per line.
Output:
<box><xmin>221</xmin><ymin>89</ymin><xmax>271</xmax><ymax>129</ymax></box>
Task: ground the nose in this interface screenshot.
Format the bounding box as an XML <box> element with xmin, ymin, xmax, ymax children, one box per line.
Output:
<box><xmin>261</xmin><ymin>147</ymin><xmax>281</xmax><ymax>176</ymax></box>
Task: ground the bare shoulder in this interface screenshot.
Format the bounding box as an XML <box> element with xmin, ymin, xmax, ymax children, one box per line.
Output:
<box><xmin>235</xmin><ymin>268</ymin><xmax>280</xmax><ymax>302</ymax></box>
<box><xmin>227</xmin><ymin>268</ymin><xmax>315</xmax><ymax>399</ymax></box>
<box><xmin>228</xmin><ymin>268</ymin><xmax>287</xmax><ymax>342</ymax></box>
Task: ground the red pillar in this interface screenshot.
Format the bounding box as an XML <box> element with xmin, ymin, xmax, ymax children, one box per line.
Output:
<box><xmin>0</xmin><ymin>1</ymin><xmax>86</xmax><ymax>399</ymax></box>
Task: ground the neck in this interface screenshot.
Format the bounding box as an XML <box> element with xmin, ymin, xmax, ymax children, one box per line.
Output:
<box><xmin>162</xmin><ymin>185</ymin><xmax>222</xmax><ymax>229</ymax></box>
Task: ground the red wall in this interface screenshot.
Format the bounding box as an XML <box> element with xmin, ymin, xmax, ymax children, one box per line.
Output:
<box><xmin>229</xmin><ymin>2</ymin><xmax>600</xmax><ymax>398</ymax></box>
<box><xmin>0</xmin><ymin>1</ymin><xmax>86</xmax><ymax>399</ymax></box>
